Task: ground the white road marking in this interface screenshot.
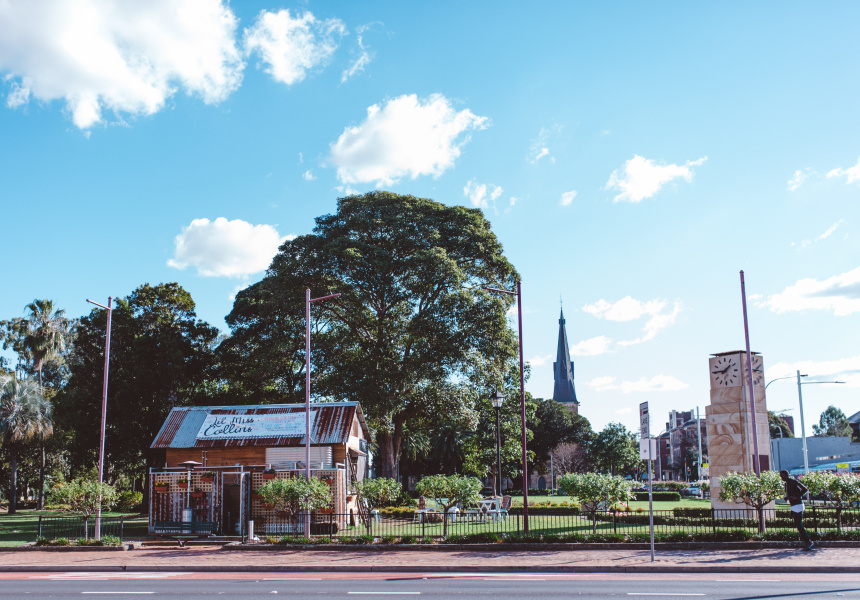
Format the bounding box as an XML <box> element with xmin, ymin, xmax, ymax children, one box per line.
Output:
<box><xmin>81</xmin><ymin>593</ymin><xmax>155</xmax><ymax>595</ymax></box>
<box><xmin>348</xmin><ymin>594</ymin><xmax>420</xmax><ymax>596</ymax></box>
<box><xmin>715</xmin><ymin>580</ymin><xmax>780</xmax><ymax>582</ymax></box>
<box><xmin>628</xmin><ymin>595</ymin><xmax>706</xmax><ymax>597</ymax></box>
<box><xmin>484</xmin><ymin>578</ymin><xmax>546</xmax><ymax>581</ymax></box>
<box><xmin>263</xmin><ymin>578</ymin><xmax>322</xmax><ymax>581</ymax></box>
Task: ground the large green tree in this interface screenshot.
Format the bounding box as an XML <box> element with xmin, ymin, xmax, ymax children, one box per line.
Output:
<box><xmin>812</xmin><ymin>405</ymin><xmax>852</xmax><ymax>437</ymax></box>
<box><xmin>768</xmin><ymin>411</ymin><xmax>794</xmax><ymax>438</ymax></box>
<box><xmin>590</xmin><ymin>422</ymin><xmax>640</xmax><ymax>476</ymax></box>
<box><xmin>0</xmin><ymin>375</ymin><xmax>52</xmax><ymax>514</ymax></box>
<box><xmin>54</xmin><ymin>283</ymin><xmax>219</xmax><ymax>502</ymax></box>
<box><xmin>225</xmin><ymin>192</ymin><xmax>519</xmax><ymax>478</ymax></box>
<box><xmin>528</xmin><ymin>399</ymin><xmax>594</xmax><ymax>472</ymax></box>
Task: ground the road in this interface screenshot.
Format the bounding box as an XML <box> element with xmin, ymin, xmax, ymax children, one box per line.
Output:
<box><xmin>0</xmin><ymin>572</ymin><xmax>858</xmax><ymax>598</ymax></box>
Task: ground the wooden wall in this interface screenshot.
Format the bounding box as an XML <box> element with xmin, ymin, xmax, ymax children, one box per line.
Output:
<box><xmin>166</xmin><ymin>447</ymin><xmax>266</xmax><ymax>468</ymax></box>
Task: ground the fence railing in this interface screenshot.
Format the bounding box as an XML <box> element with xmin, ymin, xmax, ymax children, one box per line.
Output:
<box><xmin>252</xmin><ymin>506</ymin><xmax>860</xmax><ymax>541</ymax></box>
<box><xmin>37</xmin><ymin>515</ymin><xmax>127</xmax><ymax>541</ymax></box>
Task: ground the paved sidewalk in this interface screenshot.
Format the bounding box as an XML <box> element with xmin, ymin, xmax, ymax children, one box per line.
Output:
<box><xmin>0</xmin><ymin>546</ymin><xmax>858</xmax><ymax>573</ymax></box>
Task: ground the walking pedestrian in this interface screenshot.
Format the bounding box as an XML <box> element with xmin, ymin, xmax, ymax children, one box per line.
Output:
<box><xmin>780</xmin><ymin>469</ymin><xmax>814</xmax><ymax>550</ymax></box>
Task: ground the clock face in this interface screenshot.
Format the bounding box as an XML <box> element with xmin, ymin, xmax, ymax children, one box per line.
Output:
<box><xmin>710</xmin><ymin>355</ymin><xmax>741</xmax><ymax>387</ymax></box>
<box><xmin>750</xmin><ymin>355</ymin><xmax>764</xmax><ymax>386</ymax></box>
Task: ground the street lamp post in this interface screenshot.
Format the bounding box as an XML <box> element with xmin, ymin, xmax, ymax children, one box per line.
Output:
<box><xmin>765</xmin><ymin>373</ymin><xmax>845</xmax><ymax>476</ymax></box>
<box><xmin>86</xmin><ymin>297</ymin><xmax>112</xmax><ymax>540</ymax></box>
<box><xmin>305</xmin><ymin>289</ymin><xmax>340</xmax><ymax>537</ymax></box>
<box><xmin>484</xmin><ymin>281</ymin><xmax>529</xmax><ymax>533</ymax></box>
<box><xmin>490</xmin><ymin>390</ymin><xmax>504</xmax><ymax>496</ymax></box>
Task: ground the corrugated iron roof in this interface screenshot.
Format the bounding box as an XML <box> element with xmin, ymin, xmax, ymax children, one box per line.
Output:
<box><xmin>150</xmin><ymin>401</ymin><xmax>370</xmax><ymax>449</ymax></box>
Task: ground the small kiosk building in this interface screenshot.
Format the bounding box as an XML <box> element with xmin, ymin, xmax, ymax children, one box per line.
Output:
<box><xmin>148</xmin><ymin>401</ymin><xmax>370</xmax><ymax>537</ymax></box>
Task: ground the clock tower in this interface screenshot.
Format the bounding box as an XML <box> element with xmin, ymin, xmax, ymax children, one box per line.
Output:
<box><xmin>705</xmin><ymin>351</ymin><xmax>771</xmax><ymax>510</ymax></box>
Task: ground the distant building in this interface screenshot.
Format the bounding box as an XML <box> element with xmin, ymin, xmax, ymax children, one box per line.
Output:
<box><xmin>770</xmin><ymin>436</ymin><xmax>860</xmax><ymax>473</ymax></box>
<box><xmin>849</xmin><ymin>410</ymin><xmax>860</xmax><ymax>440</ymax></box>
<box><xmin>660</xmin><ymin>409</ymin><xmax>707</xmax><ymax>480</ymax></box>
<box><xmin>552</xmin><ymin>308</ymin><xmax>579</xmax><ymax>413</ymax></box>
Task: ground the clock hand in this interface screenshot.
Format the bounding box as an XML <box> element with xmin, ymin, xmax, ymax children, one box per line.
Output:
<box><xmin>711</xmin><ymin>366</ymin><xmax>730</xmax><ymax>375</ymax></box>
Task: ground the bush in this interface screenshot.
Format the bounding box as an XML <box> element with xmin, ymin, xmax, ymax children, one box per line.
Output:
<box><xmin>398</xmin><ymin>535</ymin><xmax>418</xmax><ymax>545</ymax></box>
<box><xmin>504</xmin><ymin>532</ymin><xmax>543</xmax><ymax>544</ymax></box>
<box><xmin>116</xmin><ymin>491</ymin><xmax>143</xmax><ymax>513</ymax></box>
<box><xmin>633</xmin><ymin>491</ymin><xmax>680</xmax><ymax>501</ymax></box>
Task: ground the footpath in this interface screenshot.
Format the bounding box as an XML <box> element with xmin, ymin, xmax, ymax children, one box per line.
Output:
<box><xmin>0</xmin><ymin>545</ymin><xmax>858</xmax><ymax>573</ymax></box>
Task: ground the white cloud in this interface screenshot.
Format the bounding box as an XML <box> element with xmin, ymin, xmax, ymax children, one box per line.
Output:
<box><xmin>527</xmin><ymin>354</ymin><xmax>552</xmax><ymax>367</ymax></box>
<box><xmin>787</xmin><ymin>169</ymin><xmax>813</xmax><ymax>192</ymax></box>
<box><xmin>583</xmin><ymin>296</ymin><xmax>681</xmax><ymax>346</ymax></box>
<box><xmin>243</xmin><ymin>9</ymin><xmax>344</xmax><ymax>86</ymax></box>
<box><xmin>570</xmin><ymin>335</ymin><xmax>613</xmax><ymax>356</ymax></box>
<box><xmin>168</xmin><ymin>217</ymin><xmax>294</xmax><ymax>277</ymax></box>
<box><xmin>589</xmin><ymin>375</ymin><xmax>689</xmax><ymax>394</ymax></box>
<box><xmin>792</xmin><ymin>220</ymin><xmax>845</xmax><ymax>250</ymax></box>
<box><xmin>606</xmin><ymin>155</ymin><xmax>707</xmax><ymax>202</ymax></box>
<box><xmin>303</xmin><ymin>170</ymin><xmax>316</xmax><ymax>181</ymax></box>
<box><xmin>328</xmin><ymin>93</ymin><xmax>488</xmax><ymax>186</ymax></box>
<box><xmin>0</xmin><ymin>0</ymin><xmax>244</xmax><ymax>129</ymax></box>
<box><xmin>560</xmin><ymin>190</ymin><xmax>577</xmax><ymax>206</ymax></box>
<box><xmin>509</xmin><ymin>196</ymin><xmax>519</xmax><ymax>207</ymax></box>
<box><xmin>464</xmin><ymin>180</ymin><xmax>502</xmax><ymax>209</ymax></box>
<box><xmin>615</xmin><ymin>407</ymin><xmax>633</xmax><ymax>415</ymax></box>
<box><xmin>528</xmin><ymin>125</ymin><xmax>559</xmax><ymax>164</ymax></box>
<box><xmin>827</xmin><ymin>156</ymin><xmax>860</xmax><ymax>184</ymax></box>
<box><xmin>768</xmin><ymin>355</ymin><xmax>860</xmax><ymax>388</ymax></box>
<box><xmin>757</xmin><ymin>266</ymin><xmax>860</xmax><ymax>316</ymax></box>
<box><xmin>341</xmin><ymin>25</ymin><xmax>375</xmax><ymax>82</ymax></box>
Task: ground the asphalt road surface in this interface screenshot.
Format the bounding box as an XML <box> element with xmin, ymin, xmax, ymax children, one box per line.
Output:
<box><xmin>0</xmin><ymin>572</ymin><xmax>858</xmax><ymax>599</ymax></box>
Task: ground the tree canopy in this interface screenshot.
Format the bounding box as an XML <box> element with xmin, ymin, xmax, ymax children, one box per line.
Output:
<box><xmin>812</xmin><ymin>405</ymin><xmax>852</xmax><ymax>437</ymax></box>
<box><xmin>54</xmin><ymin>283</ymin><xmax>219</xmax><ymax>488</ymax></box>
<box><xmin>225</xmin><ymin>192</ymin><xmax>519</xmax><ymax>478</ymax></box>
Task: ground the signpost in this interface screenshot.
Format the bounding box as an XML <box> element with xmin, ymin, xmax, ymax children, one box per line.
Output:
<box><xmin>640</xmin><ymin>402</ymin><xmax>654</xmax><ymax>562</ymax></box>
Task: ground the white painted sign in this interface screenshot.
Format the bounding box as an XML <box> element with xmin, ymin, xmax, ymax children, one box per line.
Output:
<box><xmin>639</xmin><ymin>438</ymin><xmax>657</xmax><ymax>460</ymax></box>
<box><xmin>701</xmin><ymin>463</ymin><xmax>710</xmax><ymax>477</ymax></box>
<box><xmin>196</xmin><ymin>411</ymin><xmax>316</xmax><ymax>440</ymax></box>
<box><xmin>837</xmin><ymin>463</ymin><xmax>849</xmax><ymax>474</ymax></box>
<box><xmin>639</xmin><ymin>402</ymin><xmax>649</xmax><ymax>440</ymax></box>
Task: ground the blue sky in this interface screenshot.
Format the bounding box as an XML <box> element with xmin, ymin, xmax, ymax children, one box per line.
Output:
<box><xmin>1</xmin><ymin>1</ymin><xmax>858</xmax><ymax>438</ymax></box>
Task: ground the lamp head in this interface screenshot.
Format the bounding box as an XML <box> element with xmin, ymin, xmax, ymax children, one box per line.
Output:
<box><xmin>489</xmin><ymin>390</ymin><xmax>505</xmax><ymax>409</ymax></box>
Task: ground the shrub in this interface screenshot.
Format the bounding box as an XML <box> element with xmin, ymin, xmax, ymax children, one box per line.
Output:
<box><xmin>583</xmin><ymin>533</ymin><xmax>624</xmax><ymax>543</ymax></box>
<box><xmin>398</xmin><ymin>535</ymin><xmax>418</xmax><ymax>545</ymax></box>
<box><xmin>48</xmin><ymin>478</ymin><xmax>118</xmax><ymax>519</ymax></box>
<box><xmin>34</xmin><ymin>537</ymin><xmax>51</xmax><ymax>546</ymax></box>
<box><xmin>355</xmin><ymin>478</ymin><xmax>407</xmax><ymax>509</ymax></box>
<box><xmin>258</xmin><ymin>476</ymin><xmax>332</xmax><ymax>516</ymax></box>
<box><xmin>633</xmin><ymin>491</ymin><xmax>681</xmax><ymax>501</ymax></box>
<box><xmin>380</xmin><ymin>536</ymin><xmax>397</xmax><ymax>545</ymax></box>
<box><xmin>116</xmin><ymin>491</ymin><xmax>143</xmax><ymax>513</ymax></box>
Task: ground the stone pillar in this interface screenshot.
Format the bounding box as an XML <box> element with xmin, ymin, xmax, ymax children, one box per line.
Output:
<box><xmin>706</xmin><ymin>351</ymin><xmax>770</xmax><ymax>510</ymax></box>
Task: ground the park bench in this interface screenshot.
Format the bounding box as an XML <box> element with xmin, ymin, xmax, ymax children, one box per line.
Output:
<box><xmin>153</xmin><ymin>521</ymin><xmax>219</xmax><ymax>546</ymax></box>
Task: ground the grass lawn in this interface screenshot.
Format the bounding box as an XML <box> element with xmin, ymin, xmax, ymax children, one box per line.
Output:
<box><xmin>506</xmin><ymin>495</ymin><xmax>712</xmax><ymax>512</ymax></box>
<box><xmin>0</xmin><ymin>510</ymin><xmax>149</xmax><ymax>547</ymax></box>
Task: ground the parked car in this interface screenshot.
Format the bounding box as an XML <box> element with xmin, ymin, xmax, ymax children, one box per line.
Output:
<box><xmin>682</xmin><ymin>486</ymin><xmax>702</xmax><ymax>498</ymax></box>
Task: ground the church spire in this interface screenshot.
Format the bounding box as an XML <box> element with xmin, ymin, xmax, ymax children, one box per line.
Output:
<box><xmin>553</xmin><ymin>307</ymin><xmax>579</xmax><ymax>410</ymax></box>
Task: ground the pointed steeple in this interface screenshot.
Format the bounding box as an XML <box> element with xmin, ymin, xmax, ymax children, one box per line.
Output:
<box><xmin>553</xmin><ymin>307</ymin><xmax>579</xmax><ymax>409</ymax></box>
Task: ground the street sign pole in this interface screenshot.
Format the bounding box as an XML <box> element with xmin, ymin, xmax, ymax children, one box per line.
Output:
<box><xmin>640</xmin><ymin>402</ymin><xmax>654</xmax><ymax>562</ymax></box>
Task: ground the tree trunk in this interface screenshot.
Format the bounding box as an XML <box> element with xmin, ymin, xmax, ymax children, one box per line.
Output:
<box><xmin>375</xmin><ymin>419</ymin><xmax>404</xmax><ymax>480</ymax></box>
<box><xmin>38</xmin><ymin>445</ymin><xmax>46</xmax><ymax>510</ymax></box>
<box><xmin>8</xmin><ymin>450</ymin><xmax>17</xmax><ymax>515</ymax></box>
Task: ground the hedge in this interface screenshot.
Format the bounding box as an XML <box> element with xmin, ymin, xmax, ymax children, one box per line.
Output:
<box><xmin>633</xmin><ymin>491</ymin><xmax>680</xmax><ymax>501</ymax></box>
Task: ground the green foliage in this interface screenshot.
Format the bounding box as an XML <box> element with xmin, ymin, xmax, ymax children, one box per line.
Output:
<box><xmin>54</xmin><ymin>283</ymin><xmax>219</xmax><ymax>487</ymax></box>
<box><xmin>116</xmin><ymin>490</ymin><xmax>143</xmax><ymax>512</ymax></box>
<box><xmin>48</xmin><ymin>477</ymin><xmax>118</xmax><ymax>518</ymax></box>
<box><xmin>590</xmin><ymin>423</ymin><xmax>639</xmax><ymax>476</ymax></box>
<box><xmin>658</xmin><ymin>481</ymin><xmax>690</xmax><ymax>492</ymax></box>
<box><xmin>416</xmin><ymin>473</ymin><xmax>482</xmax><ymax>537</ymax></box>
<box><xmin>812</xmin><ymin>406</ymin><xmax>853</xmax><ymax>437</ymax></box>
<box><xmin>633</xmin><ymin>491</ymin><xmax>681</xmax><ymax>501</ymax></box>
<box><xmin>718</xmin><ymin>470</ymin><xmax>784</xmax><ymax>533</ymax></box>
<box><xmin>225</xmin><ymin>192</ymin><xmax>519</xmax><ymax>479</ymax></box>
<box><xmin>557</xmin><ymin>472</ymin><xmax>634</xmax><ymax>533</ymax></box>
<box><xmin>257</xmin><ymin>476</ymin><xmax>332</xmax><ymax>516</ymax></box>
<box><xmin>803</xmin><ymin>471</ymin><xmax>860</xmax><ymax>531</ymax></box>
<box><xmin>528</xmin><ymin>399</ymin><xmax>594</xmax><ymax>472</ymax></box>
<box><xmin>355</xmin><ymin>477</ymin><xmax>403</xmax><ymax>509</ymax></box>
<box><xmin>768</xmin><ymin>411</ymin><xmax>794</xmax><ymax>438</ymax></box>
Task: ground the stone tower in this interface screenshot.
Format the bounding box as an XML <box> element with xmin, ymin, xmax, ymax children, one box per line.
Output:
<box><xmin>705</xmin><ymin>351</ymin><xmax>770</xmax><ymax>510</ymax></box>
<box><xmin>552</xmin><ymin>308</ymin><xmax>579</xmax><ymax>413</ymax></box>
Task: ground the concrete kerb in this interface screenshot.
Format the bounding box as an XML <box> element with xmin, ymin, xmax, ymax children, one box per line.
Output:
<box><xmin>0</xmin><ymin>565</ymin><xmax>859</xmax><ymax>574</ymax></box>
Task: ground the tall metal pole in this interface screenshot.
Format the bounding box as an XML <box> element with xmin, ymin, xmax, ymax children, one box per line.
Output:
<box><xmin>87</xmin><ymin>297</ymin><xmax>112</xmax><ymax>540</ymax></box>
<box><xmin>797</xmin><ymin>370</ymin><xmax>809</xmax><ymax>476</ymax></box>
<box><xmin>696</xmin><ymin>406</ymin><xmax>703</xmax><ymax>480</ymax></box>
<box><xmin>739</xmin><ymin>271</ymin><xmax>761</xmax><ymax>475</ymax></box>
<box><xmin>516</xmin><ymin>281</ymin><xmax>529</xmax><ymax>533</ymax></box>
<box><xmin>495</xmin><ymin>406</ymin><xmax>502</xmax><ymax>497</ymax></box>
<box><xmin>305</xmin><ymin>288</ymin><xmax>311</xmax><ymax>483</ymax></box>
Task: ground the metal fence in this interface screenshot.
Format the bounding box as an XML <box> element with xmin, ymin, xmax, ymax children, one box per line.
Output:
<box><xmin>37</xmin><ymin>515</ymin><xmax>127</xmax><ymax>541</ymax></box>
<box><xmin>253</xmin><ymin>506</ymin><xmax>860</xmax><ymax>541</ymax></box>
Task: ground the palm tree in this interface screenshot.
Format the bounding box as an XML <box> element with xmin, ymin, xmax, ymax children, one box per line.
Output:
<box><xmin>0</xmin><ymin>375</ymin><xmax>53</xmax><ymax>514</ymax></box>
<box><xmin>11</xmin><ymin>300</ymin><xmax>68</xmax><ymax>508</ymax></box>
